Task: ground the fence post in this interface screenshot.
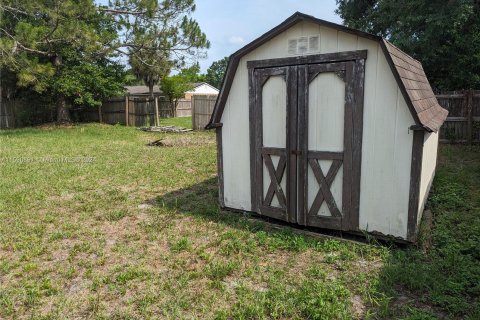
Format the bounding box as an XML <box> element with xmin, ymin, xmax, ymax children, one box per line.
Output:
<box><xmin>12</xmin><ymin>99</ymin><xmax>17</xmax><ymax>128</ymax></box>
<box><xmin>98</xmin><ymin>105</ymin><xmax>103</xmax><ymax>123</ymax></box>
<box><xmin>125</xmin><ymin>96</ymin><xmax>129</xmax><ymax>126</ymax></box>
<box><xmin>192</xmin><ymin>95</ymin><xmax>195</xmax><ymax>129</ymax></box>
<box><xmin>155</xmin><ymin>96</ymin><xmax>160</xmax><ymax>127</ymax></box>
<box><xmin>145</xmin><ymin>97</ymin><xmax>148</xmax><ymax>127</ymax></box>
<box><xmin>467</xmin><ymin>89</ymin><xmax>473</xmax><ymax>145</ymax></box>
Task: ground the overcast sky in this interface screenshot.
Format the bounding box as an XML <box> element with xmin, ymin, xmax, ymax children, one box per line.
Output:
<box><xmin>97</xmin><ymin>0</ymin><xmax>342</xmax><ymax>72</ymax></box>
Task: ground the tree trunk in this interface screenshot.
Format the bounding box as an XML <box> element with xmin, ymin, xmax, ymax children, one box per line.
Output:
<box><xmin>170</xmin><ymin>98</ymin><xmax>175</xmax><ymax>118</ymax></box>
<box><xmin>173</xmin><ymin>98</ymin><xmax>179</xmax><ymax>118</ymax></box>
<box><xmin>53</xmin><ymin>55</ymin><xmax>71</xmax><ymax>123</ymax></box>
<box><xmin>56</xmin><ymin>94</ymin><xmax>71</xmax><ymax>123</ymax></box>
<box><xmin>149</xmin><ymin>84</ymin><xmax>154</xmax><ymax>99</ymax></box>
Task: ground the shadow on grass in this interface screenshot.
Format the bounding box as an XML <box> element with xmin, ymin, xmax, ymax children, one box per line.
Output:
<box><xmin>153</xmin><ymin>177</ymin><xmax>381</xmax><ymax>247</ymax></box>
<box><xmin>152</xmin><ymin>145</ymin><xmax>480</xmax><ymax>320</ymax></box>
<box><xmin>152</xmin><ymin>177</ymin><xmax>322</xmax><ymax>251</ymax></box>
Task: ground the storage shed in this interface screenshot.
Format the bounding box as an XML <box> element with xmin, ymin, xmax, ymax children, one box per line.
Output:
<box><xmin>206</xmin><ymin>12</ymin><xmax>448</xmax><ymax>242</ymax></box>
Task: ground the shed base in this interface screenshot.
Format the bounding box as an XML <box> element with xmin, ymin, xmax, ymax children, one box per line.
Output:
<box><xmin>221</xmin><ymin>205</ymin><xmax>412</xmax><ymax>245</ymax></box>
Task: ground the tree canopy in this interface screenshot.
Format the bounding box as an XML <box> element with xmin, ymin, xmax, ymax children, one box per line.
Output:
<box><xmin>119</xmin><ymin>0</ymin><xmax>209</xmax><ymax>98</ymax></box>
<box><xmin>205</xmin><ymin>57</ymin><xmax>228</xmax><ymax>89</ymax></box>
<box><xmin>335</xmin><ymin>0</ymin><xmax>480</xmax><ymax>91</ymax></box>
<box><xmin>129</xmin><ymin>50</ymin><xmax>172</xmax><ymax>98</ymax></box>
<box><xmin>0</xmin><ymin>0</ymin><xmax>121</xmax><ymax>121</ymax></box>
<box><xmin>178</xmin><ymin>62</ymin><xmax>205</xmax><ymax>83</ymax></box>
<box><xmin>0</xmin><ymin>0</ymin><xmax>209</xmax><ymax>121</ymax></box>
<box><xmin>160</xmin><ymin>63</ymin><xmax>203</xmax><ymax>114</ymax></box>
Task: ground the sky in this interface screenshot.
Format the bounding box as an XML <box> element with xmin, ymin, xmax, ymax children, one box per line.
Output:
<box><xmin>96</xmin><ymin>0</ymin><xmax>342</xmax><ymax>72</ymax></box>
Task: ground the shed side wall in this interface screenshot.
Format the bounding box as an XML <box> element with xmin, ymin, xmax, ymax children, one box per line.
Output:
<box><xmin>418</xmin><ymin>131</ymin><xmax>439</xmax><ymax>223</ymax></box>
<box><xmin>221</xmin><ymin>21</ymin><xmax>416</xmax><ymax>238</ymax></box>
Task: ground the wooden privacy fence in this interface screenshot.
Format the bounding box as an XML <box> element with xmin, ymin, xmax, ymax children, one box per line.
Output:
<box><xmin>192</xmin><ymin>95</ymin><xmax>217</xmax><ymax>130</ymax></box>
<box><xmin>0</xmin><ymin>98</ymin><xmax>56</xmax><ymax>129</ymax></box>
<box><xmin>79</xmin><ymin>96</ymin><xmax>192</xmax><ymax>126</ymax></box>
<box><xmin>0</xmin><ymin>99</ymin><xmax>17</xmax><ymax>129</ymax></box>
<box><xmin>176</xmin><ymin>100</ymin><xmax>192</xmax><ymax>117</ymax></box>
<box><xmin>437</xmin><ymin>90</ymin><xmax>480</xmax><ymax>144</ymax></box>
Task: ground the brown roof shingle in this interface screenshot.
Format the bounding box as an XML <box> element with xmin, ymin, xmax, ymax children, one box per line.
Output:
<box><xmin>383</xmin><ymin>40</ymin><xmax>448</xmax><ymax>131</ymax></box>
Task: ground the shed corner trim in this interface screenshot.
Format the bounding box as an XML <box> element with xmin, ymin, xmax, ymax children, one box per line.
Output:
<box><xmin>407</xmin><ymin>130</ymin><xmax>425</xmax><ymax>242</ymax></box>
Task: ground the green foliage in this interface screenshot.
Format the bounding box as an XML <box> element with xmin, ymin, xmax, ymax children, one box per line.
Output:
<box><xmin>124</xmin><ymin>69</ymin><xmax>145</xmax><ymax>86</ymax></box>
<box><xmin>160</xmin><ymin>74</ymin><xmax>194</xmax><ymax>101</ymax></box>
<box><xmin>335</xmin><ymin>0</ymin><xmax>480</xmax><ymax>90</ymax></box>
<box><xmin>179</xmin><ymin>62</ymin><xmax>205</xmax><ymax>82</ymax></box>
<box><xmin>0</xmin><ymin>0</ymin><xmax>209</xmax><ymax>122</ymax></box>
<box><xmin>106</xmin><ymin>0</ymin><xmax>210</xmax><ymax>65</ymax></box>
<box><xmin>160</xmin><ymin>63</ymin><xmax>203</xmax><ymax>112</ymax></box>
<box><xmin>53</xmin><ymin>56</ymin><xmax>125</xmax><ymax>108</ymax></box>
<box><xmin>170</xmin><ymin>237</ymin><xmax>192</xmax><ymax>252</ymax></box>
<box><xmin>205</xmin><ymin>57</ymin><xmax>228</xmax><ymax>89</ymax></box>
<box><xmin>0</xmin><ymin>0</ymin><xmax>124</xmax><ymax>120</ymax></box>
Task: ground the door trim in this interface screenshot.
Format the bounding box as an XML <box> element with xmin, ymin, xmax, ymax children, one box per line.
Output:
<box><xmin>247</xmin><ymin>50</ymin><xmax>367</xmax><ymax>69</ymax></box>
<box><xmin>297</xmin><ymin>61</ymin><xmax>362</xmax><ymax>230</ymax></box>
<box><xmin>248</xmin><ymin>51</ymin><xmax>366</xmax><ymax>231</ymax></box>
<box><xmin>248</xmin><ymin>65</ymin><xmax>298</xmax><ymax>222</ymax></box>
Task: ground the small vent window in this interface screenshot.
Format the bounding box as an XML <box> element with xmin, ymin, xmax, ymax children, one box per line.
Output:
<box><xmin>287</xmin><ymin>35</ymin><xmax>320</xmax><ymax>55</ymax></box>
<box><xmin>298</xmin><ymin>37</ymin><xmax>308</xmax><ymax>54</ymax></box>
<box><xmin>288</xmin><ymin>39</ymin><xmax>298</xmax><ymax>55</ymax></box>
<box><xmin>309</xmin><ymin>35</ymin><xmax>319</xmax><ymax>52</ymax></box>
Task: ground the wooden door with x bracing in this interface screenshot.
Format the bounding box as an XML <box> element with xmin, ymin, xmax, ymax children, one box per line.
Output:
<box><xmin>297</xmin><ymin>61</ymin><xmax>363</xmax><ymax>231</ymax></box>
<box><xmin>249</xmin><ymin>66</ymin><xmax>298</xmax><ymax>223</ymax></box>
<box><xmin>249</xmin><ymin>52</ymin><xmax>366</xmax><ymax>231</ymax></box>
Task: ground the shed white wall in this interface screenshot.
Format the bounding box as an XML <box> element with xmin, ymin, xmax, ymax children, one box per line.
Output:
<box><xmin>262</xmin><ymin>76</ymin><xmax>287</xmax><ymax>208</ymax></box>
<box><xmin>307</xmin><ymin>73</ymin><xmax>346</xmax><ymax>216</ymax></box>
<box><xmin>220</xmin><ymin>21</ymin><xmax>417</xmax><ymax>239</ymax></box>
<box><xmin>418</xmin><ymin>132</ymin><xmax>439</xmax><ymax>223</ymax></box>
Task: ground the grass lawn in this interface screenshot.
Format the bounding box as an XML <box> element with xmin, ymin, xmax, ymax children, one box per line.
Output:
<box><xmin>159</xmin><ymin>116</ymin><xmax>193</xmax><ymax>129</ymax></box>
<box><xmin>0</xmin><ymin>120</ymin><xmax>478</xmax><ymax>319</ymax></box>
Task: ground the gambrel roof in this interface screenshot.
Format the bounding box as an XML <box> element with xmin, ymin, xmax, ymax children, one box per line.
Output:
<box><xmin>206</xmin><ymin>12</ymin><xmax>447</xmax><ymax>132</ymax></box>
<box><xmin>382</xmin><ymin>41</ymin><xmax>448</xmax><ymax>131</ymax></box>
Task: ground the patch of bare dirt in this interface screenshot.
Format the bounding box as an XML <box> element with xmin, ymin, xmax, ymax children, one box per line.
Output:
<box><xmin>51</xmin><ymin>247</ymin><xmax>69</xmax><ymax>263</ymax></box>
<box><xmin>351</xmin><ymin>295</ymin><xmax>366</xmax><ymax>319</ymax></box>
<box><xmin>353</xmin><ymin>258</ymin><xmax>384</xmax><ymax>272</ymax></box>
<box><xmin>47</xmin><ymin>191</ymin><xmax>76</xmax><ymax>202</ymax></box>
<box><xmin>35</xmin><ymin>122</ymin><xmax>76</xmax><ymax>129</ymax></box>
<box><xmin>146</xmin><ymin>135</ymin><xmax>215</xmax><ymax>147</ymax></box>
<box><xmin>389</xmin><ymin>284</ymin><xmax>449</xmax><ymax>319</ymax></box>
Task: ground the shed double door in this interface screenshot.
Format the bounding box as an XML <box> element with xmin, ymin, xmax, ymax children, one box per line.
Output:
<box><xmin>249</xmin><ymin>55</ymin><xmax>365</xmax><ymax>231</ymax></box>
